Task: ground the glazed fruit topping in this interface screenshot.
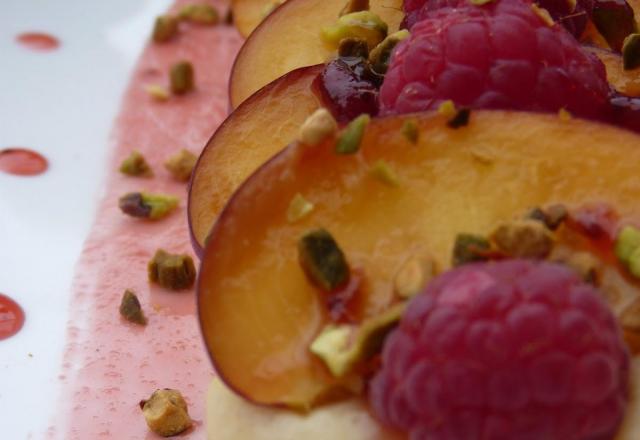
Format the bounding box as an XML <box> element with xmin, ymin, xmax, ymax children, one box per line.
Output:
<box><xmin>369</xmin><ymin>259</ymin><xmax>630</xmax><ymax>439</ymax></box>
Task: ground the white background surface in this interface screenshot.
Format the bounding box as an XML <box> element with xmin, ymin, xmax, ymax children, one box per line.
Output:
<box><xmin>0</xmin><ymin>1</ymin><xmax>171</xmax><ymax>438</ymax></box>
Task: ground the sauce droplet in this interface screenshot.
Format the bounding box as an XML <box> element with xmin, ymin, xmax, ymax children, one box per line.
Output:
<box><xmin>0</xmin><ymin>294</ymin><xmax>26</xmax><ymax>341</ymax></box>
<box><xmin>0</xmin><ymin>148</ymin><xmax>49</xmax><ymax>176</ymax></box>
<box><xmin>15</xmin><ymin>32</ymin><xmax>60</xmax><ymax>52</ymax></box>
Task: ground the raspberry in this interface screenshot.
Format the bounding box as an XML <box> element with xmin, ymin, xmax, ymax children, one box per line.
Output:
<box><xmin>369</xmin><ymin>260</ymin><xmax>629</xmax><ymax>440</ymax></box>
<box><xmin>380</xmin><ymin>3</ymin><xmax>612</xmax><ymax>121</ymax></box>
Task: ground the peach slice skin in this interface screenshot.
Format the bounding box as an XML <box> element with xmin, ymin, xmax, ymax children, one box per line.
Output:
<box><xmin>198</xmin><ymin>111</ymin><xmax>640</xmax><ymax>409</ymax></box>
<box><xmin>229</xmin><ymin>0</ymin><xmax>404</xmax><ymax>108</ymax></box>
<box><xmin>189</xmin><ymin>64</ymin><xmax>322</xmax><ymax>255</ymax></box>
<box><xmin>232</xmin><ymin>0</ymin><xmax>284</xmax><ymax>38</ymax></box>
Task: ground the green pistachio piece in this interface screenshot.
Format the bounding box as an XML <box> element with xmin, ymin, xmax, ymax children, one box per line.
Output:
<box><xmin>370</xmin><ymin>160</ymin><xmax>400</xmax><ymax>187</ymax></box>
<box><xmin>298</xmin><ymin>228</ymin><xmax>349</xmax><ymax>291</ymax></box>
<box><xmin>401</xmin><ymin>118</ymin><xmax>419</xmax><ymax>144</ymax></box>
<box><xmin>164</xmin><ymin>149</ymin><xmax>197</xmax><ymax>182</ymax></box>
<box><xmin>178</xmin><ymin>3</ymin><xmax>219</xmax><ymax>25</ymax></box>
<box><xmin>170</xmin><ymin>61</ymin><xmax>195</xmax><ymax>95</ymax></box>
<box><xmin>615</xmin><ymin>225</ymin><xmax>640</xmax><ymax>264</ymax></box>
<box><xmin>119</xmin><ymin>289</ymin><xmax>147</xmax><ymax>325</ymax></box>
<box><xmin>120</xmin><ymin>150</ymin><xmax>153</xmax><ymax>177</ymax></box>
<box><xmin>310</xmin><ymin>303</ymin><xmax>406</xmax><ymax>377</ymax></box>
<box><xmin>527</xmin><ymin>204</ymin><xmax>568</xmax><ymax>230</ymax></box>
<box><xmin>338</xmin><ymin>37</ymin><xmax>370</xmax><ymax>58</ymax></box>
<box><xmin>152</xmin><ymin>15</ymin><xmax>179</xmax><ymax>43</ymax></box>
<box><xmin>629</xmin><ymin>247</ymin><xmax>640</xmax><ymax>278</ymax></box>
<box><xmin>623</xmin><ymin>33</ymin><xmax>640</xmax><ymax>70</ymax></box>
<box><xmin>491</xmin><ymin>219</ymin><xmax>555</xmax><ymax>259</ymax></box>
<box><xmin>368</xmin><ymin>29</ymin><xmax>410</xmax><ymax>74</ymax></box>
<box><xmin>321</xmin><ymin>11</ymin><xmax>388</xmax><ymax>50</ymax></box>
<box><xmin>335</xmin><ymin>114</ymin><xmax>370</xmax><ymax>154</ymax></box>
<box><xmin>287</xmin><ymin>193</ymin><xmax>315</xmax><ymax>223</ymax></box>
<box><xmin>118</xmin><ymin>192</ymin><xmax>179</xmax><ymax>220</ymax></box>
<box><xmin>148</xmin><ymin>249</ymin><xmax>196</xmax><ymax>290</ymax></box>
<box><xmin>452</xmin><ymin>233</ymin><xmax>491</xmax><ymax>266</ymax></box>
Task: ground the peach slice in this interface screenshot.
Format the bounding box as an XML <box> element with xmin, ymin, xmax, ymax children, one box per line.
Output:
<box><xmin>188</xmin><ymin>64</ymin><xmax>322</xmax><ymax>254</ymax></box>
<box><xmin>198</xmin><ymin>110</ymin><xmax>640</xmax><ymax>409</ymax></box>
<box><xmin>231</xmin><ymin>0</ymin><xmax>284</xmax><ymax>38</ymax></box>
<box><xmin>229</xmin><ymin>0</ymin><xmax>404</xmax><ymax>108</ymax></box>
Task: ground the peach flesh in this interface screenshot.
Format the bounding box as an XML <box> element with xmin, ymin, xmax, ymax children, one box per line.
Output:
<box><xmin>198</xmin><ymin>110</ymin><xmax>640</xmax><ymax>409</ymax></box>
<box><xmin>229</xmin><ymin>0</ymin><xmax>403</xmax><ymax>108</ymax></box>
<box><xmin>188</xmin><ymin>64</ymin><xmax>322</xmax><ymax>254</ymax></box>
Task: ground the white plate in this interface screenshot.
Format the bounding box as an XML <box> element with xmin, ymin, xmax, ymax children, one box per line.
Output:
<box><xmin>0</xmin><ymin>1</ymin><xmax>171</xmax><ymax>438</ymax></box>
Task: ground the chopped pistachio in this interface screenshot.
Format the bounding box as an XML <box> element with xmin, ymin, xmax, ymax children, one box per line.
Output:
<box><xmin>438</xmin><ymin>100</ymin><xmax>457</xmax><ymax>118</ymax></box>
<box><xmin>452</xmin><ymin>233</ymin><xmax>491</xmax><ymax>266</ymax></box>
<box><xmin>335</xmin><ymin>114</ymin><xmax>370</xmax><ymax>154</ymax></box>
<box><xmin>119</xmin><ymin>289</ymin><xmax>147</xmax><ymax>325</ymax></box>
<box><xmin>623</xmin><ymin>33</ymin><xmax>640</xmax><ymax>70</ymax></box>
<box><xmin>469</xmin><ymin>0</ymin><xmax>495</xmax><ymax>4</ymax></box>
<box><xmin>629</xmin><ymin>247</ymin><xmax>640</xmax><ymax>278</ymax></box>
<box><xmin>141</xmin><ymin>389</ymin><xmax>192</xmax><ymax>437</ymax></box>
<box><xmin>338</xmin><ymin>37</ymin><xmax>370</xmax><ymax>59</ymax></box>
<box><xmin>152</xmin><ymin>15</ymin><xmax>179</xmax><ymax>43</ymax></box>
<box><xmin>558</xmin><ymin>108</ymin><xmax>572</xmax><ymax>121</ymax></box>
<box><xmin>394</xmin><ymin>256</ymin><xmax>436</xmax><ymax>299</ymax></box>
<box><xmin>310</xmin><ymin>303</ymin><xmax>405</xmax><ymax>377</ymax></box>
<box><xmin>370</xmin><ymin>160</ymin><xmax>400</xmax><ymax>186</ymax></box>
<box><xmin>321</xmin><ymin>11</ymin><xmax>388</xmax><ymax>50</ymax></box>
<box><xmin>491</xmin><ymin>219</ymin><xmax>555</xmax><ymax>259</ymax></box>
<box><xmin>170</xmin><ymin>61</ymin><xmax>195</xmax><ymax>95</ymax></box>
<box><xmin>527</xmin><ymin>204</ymin><xmax>567</xmax><ymax>230</ymax></box>
<box><xmin>621</xmin><ymin>298</ymin><xmax>640</xmax><ymax>332</ymax></box>
<box><xmin>560</xmin><ymin>252</ymin><xmax>601</xmax><ymax>285</ymax></box>
<box><xmin>401</xmin><ymin>118</ymin><xmax>419</xmax><ymax>144</ymax></box>
<box><xmin>531</xmin><ymin>4</ymin><xmax>555</xmax><ymax>26</ymax></box>
<box><xmin>178</xmin><ymin>3</ymin><xmax>219</xmax><ymax>25</ymax></box>
<box><xmin>148</xmin><ymin>249</ymin><xmax>196</xmax><ymax>290</ymax></box>
<box><xmin>368</xmin><ymin>29</ymin><xmax>410</xmax><ymax>74</ymax></box>
<box><xmin>119</xmin><ymin>192</ymin><xmax>179</xmax><ymax>220</ymax></box>
<box><xmin>164</xmin><ymin>149</ymin><xmax>197</xmax><ymax>182</ymax></box>
<box><xmin>287</xmin><ymin>193</ymin><xmax>315</xmax><ymax>223</ymax></box>
<box><xmin>615</xmin><ymin>225</ymin><xmax>640</xmax><ymax>264</ymax></box>
<box><xmin>298</xmin><ymin>228</ymin><xmax>349</xmax><ymax>291</ymax></box>
<box><xmin>145</xmin><ymin>84</ymin><xmax>170</xmax><ymax>101</ymax></box>
<box><xmin>298</xmin><ymin>108</ymin><xmax>338</xmax><ymax>146</ymax></box>
<box><xmin>119</xmin><ymin>150</ymin><xmax>153</xmax><ymax>177</ymax></box>
<box><xmin>340</xmin><ymin>0</ymin><xmax>370</xmax><ymax>16</ymax></box>
<box><xmin>447</xmin><ymin>108</ymin><xmax>471</xmax><ymax>128</ymax></box>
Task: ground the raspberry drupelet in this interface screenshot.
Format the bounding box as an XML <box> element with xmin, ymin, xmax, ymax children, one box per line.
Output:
<box><xmin>380</xmin><ymin>2</ymin><xmax>612</xmax><ymax>121</ymax></box>
<box><xmin>369</xmin><ymin>260</ymin><xmax>629</xmax><ymax>440</ymax></box>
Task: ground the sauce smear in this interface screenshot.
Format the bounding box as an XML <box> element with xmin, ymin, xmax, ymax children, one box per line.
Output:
<box><xmin>16</xmin><ymin>32</ymin><xmax>60</xmax><ymax>51</ymax></box>
<box><xmin>0</xmin><ymin>294</ymin><xmax>25</xmax><ymax>341</ymax></box>
<box><xmin>0</xmin><ymin>148</ymin><xmax>49</xmax><ymax>176</ymax></box>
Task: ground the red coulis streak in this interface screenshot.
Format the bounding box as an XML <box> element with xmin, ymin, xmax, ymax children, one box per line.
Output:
<box><xmin>0</xmin><ymin>148</ymin><xmax>49</xmax><ymax>176</ymax></box>
<box><xmin>0</xmin><ymin>294</ymin><xmax>25</xmax><ymax>341</ymax></box>
<box><xmin>15</xmin><ymin>32</ymin><xmax>60</xmax><ymax>51</ymax></box>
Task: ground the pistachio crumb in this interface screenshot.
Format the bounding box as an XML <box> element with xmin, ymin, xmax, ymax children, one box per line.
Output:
<box><xmin>394</xmin><ymin>256</ymin><xmax>436</xmax><ymax>299</ymax></box>
<box><xmin>321</xmin><ymin>11</ymin><xmax>388</xmax><ymax>50</ymax></box>
<box><xmin>119</xmin><ymin>289</ymin><xmax>147</xmax><ymax>325</ymax></box>
<box><xmin>299</xmin><ymin>108</ymin><xmax>338</xmax><ymax>146</ymax></box>
<box><xmin>615</xmin><ymin>225</ymin><xmax>640</xmax><ymax>264</ymax></box>
<box><xmin>623</xmin><ymin>33</ymin><xmax>640</xmax><ymax>70</ymax></box>
<box><xmin>531</xmin><ymin>4</ymin><xmax>555</xmax><ymax>26</ymax></box>
<box><xmin>339</xmin><ymin>0</ymin><xmax>370</xmax><ymax>16</ymax></box>
<box><xmin>368</xmin><ymin>29</ymin><xmax>410</xmax><ymax>74</ymax></box>
<box><xmin>164</xmin><ymin>149</ymin><xmax>197</xmax><ymax>182</ymax></box>
<box><xmin>527</xmin><ymin>204</ymin><xmax>567</xmax><ymax>230</ymax></box>
<box><xmin>141</xmin><ymin>389</ymin><xmax>192</xmax><ymax>437</ymax></box>
<box><xmin>447</xmin><ymin>108</ymin><xmax>471</xmax><ymax>128</ymax></box>
<box><xmin>145</xmin><ymin>84</ymin><xmax>171</xmax><ymax>101</ymax></box>
<box><xmin>287</xmin><ymin>193</ymin><xmax>315</xmax><ymax>223</ymax></box>
<box><xmin>178</xmin><ymin>3</ymin><xmax>219</xmax><ymax>25</ymax></box>
<box><xmin>452</xmin><ymin>233</ymin><xmax>491</xmax><ymax>266</ymax></box>
<box><xmin>370</xmin><ymin>160</ymin><xmax>400</xmax><ymax>186</ymax></box>
<box><xmin>491</xmin><ymin>219</ymin><xmax>555</xmax><ymax>259</ymax></box>
<box><xmin>558</xmin><ymin>108</ymin><xmax>572</xmax><ymax>121</ymax></box>
<box><xmin>298</xmin><ymin>228</ymin><xmax>350</xmax><ymax>291</ymax></box>
<box><xmin>148</xmin><ymin>249</ymin><xmax>196</xmax><ymax>290</ymax></box>
<box><xmin>401</xmin><ymin>119</ymin><xmax>419</xmax><ymax>144</ymax></box>
<box><xmin>152</xmin><ymin>15</ymin><xmax>179</xmax><ymax>43</ymax></box>
<box><xmin>628</xmin><ymin>247</ymin><xmax>640</xmax><ymax>278</ymax></box>
<box><xmin>120</xmin><ymin>150</ymin><xmax>153</xmax><ymax>177</ymax></box>
<box><xmin>335</xmin><ymin>114</ymin><xmax>370</xmax><ymax>154</ymax></box>
<box><xmin>119</xmin><ymin>192</ymin><xmax>179</xmax><ymax>220</ymax></box>
<box><xmin>170</xmin><ymin>61</ymin><xmax>195</xmax><ymax>95</ymax></box>
<box><xmin>338</xmin><ymin>37</ymin><xmax>370</xmax><ymax>58</ymax></box>
<box><xmin>438</xmin><ymin>100</ymin><xmax>457</xmax><ymax>118</ymax></box>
